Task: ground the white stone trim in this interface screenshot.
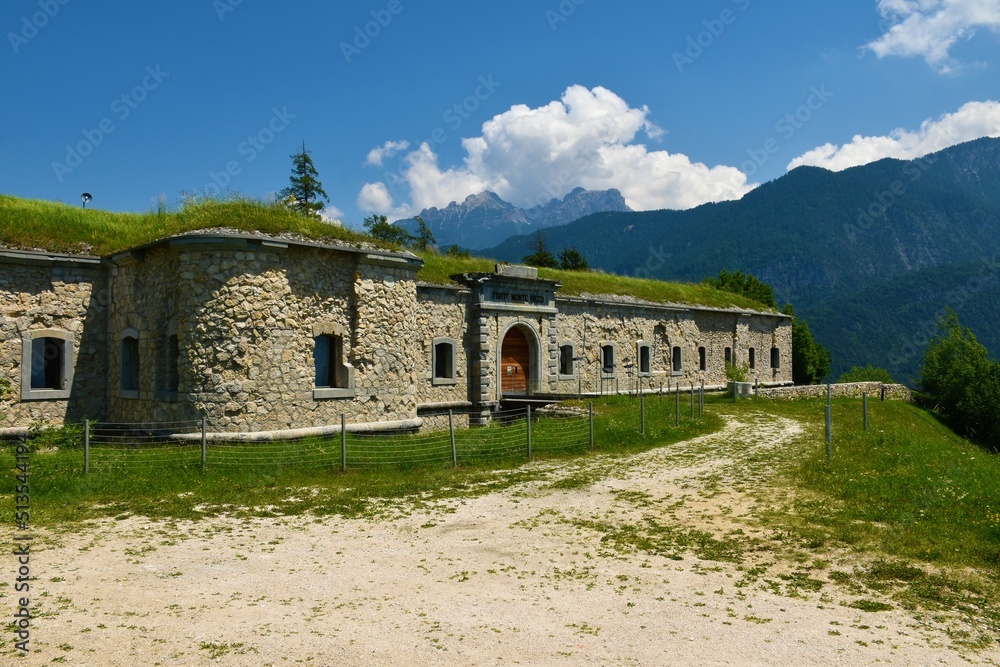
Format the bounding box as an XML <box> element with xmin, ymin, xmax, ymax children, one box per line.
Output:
<box><xmin>431</xmin><ymin>337</ymin><xmax>458</xmax><ymax>386</ymax></box>
<box><xmin>20</xmin><ymin>329</ymin><xmax>74</xmax><ymax>401</ymax></box>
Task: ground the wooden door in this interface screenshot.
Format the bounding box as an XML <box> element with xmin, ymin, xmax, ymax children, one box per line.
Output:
<box><xmin>501</xmin><ymin>327</ymin><xmax>530</xmax><ymax>395</ymax></box>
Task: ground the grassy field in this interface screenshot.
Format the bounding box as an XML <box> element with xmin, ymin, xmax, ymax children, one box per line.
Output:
<box><xmin>0</xmin><ymin>397</ymin><xmax>718</xmax><ymax>525</ymax></box>
<box><xmin>2</xmin><ymin>394</ymin><xmax>999</xmax><ymax>650</ymax></box>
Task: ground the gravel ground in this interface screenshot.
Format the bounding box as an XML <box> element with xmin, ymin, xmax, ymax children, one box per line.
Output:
<box><xmin>5</xmin><ymin>410</ymin><xmax>998</xmax><ymax>666</ymax></box>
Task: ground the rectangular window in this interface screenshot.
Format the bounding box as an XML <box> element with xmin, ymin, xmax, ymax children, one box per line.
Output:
<box><xmin>313</xmin><ymin>331</ymin><xmax>355</xmax><ymax>399</ymax></box>
<box><xmin>699</xmin><ymin>346</ymin><xmax>707</xmax><ymax>372</ymax></box>
<box><xmin>748</xmin><ymin>347</ymin><xmax>756</xmax><ymax>370</ymax></box>
<box><xmin>314</xmin><ymin>334</ymin><xmax>341</xmax><ymax>388</ymax></box>
<box><xmin>724</xmin><ymin>347</ymin><xmax>732</xmax><ymax>365</ymax></box>
<box><xmin>433</xmin><ymin>339</ymin><xmax>456</xmax><ymax>384</ymax></box>
<box><xmin>559</xmin><ymin>344</ymin><xmax>574</xmax><ymax>377</ymax></box>
<box><xmin>601</xmin><ymin>344</ymin><xmax>615</xmax><ymax>376</ymax></box>
<box><xmin>771</xmin><ymin>347</ymin><xmax>780</xmax><ymax>370</ymax></box>
<box><xmin>21</xmin><ymin>329</ymin><xmax>74</xmax><ymax>400</ymax></box>
<box><xmin>31</xmin><ymin>337</ymin><xmax>65</xmax><ymax>390</ymax></box>
<box><xmin>121</xmin><ymin>336</ymin><xmax>140</xmax><ymax>393</ymax></box>
<box><xmin>166</xmin><ymin>334</ymin><xmax>180</xmax><ymax>392</ymax></box>
<box><xmin>671</xmin><ymin>346</ymin><xmax>682</xmax><ymax>375</ymax></box>
<box><xmin>638</xmin><ymin>344</ymin><xmax>651</xmax><ymax>376</ymax></box>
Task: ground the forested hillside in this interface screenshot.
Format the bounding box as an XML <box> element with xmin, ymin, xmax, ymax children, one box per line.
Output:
<box><xmin>483</xmin><ymin>138</ymin><xmax>1000</xmax><ymax>383</ymax></box>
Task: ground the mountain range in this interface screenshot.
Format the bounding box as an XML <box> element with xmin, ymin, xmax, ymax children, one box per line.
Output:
<box><xmin>396</xmin><ymin>187</ymin><xmax>630</xmax><ymax>250</ymax></box>
<box><xmin>479</xmin><ymin>137</ymin><xmax>1000</xmax><ymax>385</ymax></box>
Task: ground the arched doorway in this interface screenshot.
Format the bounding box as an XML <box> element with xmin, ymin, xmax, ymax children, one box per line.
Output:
<box><xmin>500</xmin><ymin>326</ymin><xmax>532</xmax><ymax>396</ymax></box>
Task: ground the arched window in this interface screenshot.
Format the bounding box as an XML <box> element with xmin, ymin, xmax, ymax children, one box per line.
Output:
<box><xmin>600</xmin><ymin>343</ymin><xmax>616</xmax><ymax>378</ymax></box>
<box><xmin>637</xmin><ymin>341</ymin><xmax>651</xmax><ymax>376</ymax></box>
<box><xmin>671</xmin><ymin>346</ymin><xmax>683</xmax><ymax>375</ymax></box>
<box><xmin>120</xmin><ymin>329</ymin><xmax>140</xmax><ymax>397</ymax></box>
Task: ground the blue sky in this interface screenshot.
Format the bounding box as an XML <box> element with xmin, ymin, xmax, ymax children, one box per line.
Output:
<box><xmin>3</xmin><ymin>0</ymin><xmax>999</xmax><ymax>228</ymax></box>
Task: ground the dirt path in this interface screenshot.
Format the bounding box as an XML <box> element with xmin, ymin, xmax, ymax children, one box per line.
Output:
<box><xmin>6</xmin><ymin>409</ymin><xmax>998</xmax><ymax>666</ymax></box>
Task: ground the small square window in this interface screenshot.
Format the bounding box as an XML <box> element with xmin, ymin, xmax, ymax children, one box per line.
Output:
<box><xmin>31</xmin><ymin>337</ymin><xmax>65</xmax><ymax>390</ymax></box>
<box><xmin>432</xmin><ymin>338</ymin><xmax>457</xmax><ymax>385</ymax></box>
<box><xmin>315</xmin><ymin>334</ymin><xmax>341</xmax><ymax>388</ymax></box>
<box><xmin>21</xmin><ymin>329</ymin><xmax>74</xmax><ymax>401</ymax></box>
<box><xmin>312</xmin><ymin>329</ymin><xmax>355</xmax><ymax>399</ymax></box>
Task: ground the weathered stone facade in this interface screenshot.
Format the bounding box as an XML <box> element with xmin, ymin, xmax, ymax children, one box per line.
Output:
<box><xmin>1</xmin><ymin>234</ymin><xmax>793</xmax><ymax>435</ymax></box>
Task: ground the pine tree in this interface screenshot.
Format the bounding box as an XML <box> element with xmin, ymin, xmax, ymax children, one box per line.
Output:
<box><xmin>558</xmin><ymin>247</ymin><xmax>589</xmax><ymax>271</ymax></box>
<box><xmin>523</xmin><ymin>231</ymin><xmax>559</xmax><ymax>268</ymax></box>
<box><xmin>413</xmin><ymin>216</ymin><xmax>436</xmax><ymax>251</ymax></box>
<box><xmin>279</xmin><ymin>141</ymin><xmax>329</xmax><ymax>218</ymax></box>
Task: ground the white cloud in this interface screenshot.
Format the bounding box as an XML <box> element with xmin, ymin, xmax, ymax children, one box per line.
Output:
<box><xmin>867</xmin><ymin>0</ymin><xmax>1000</xmax><ymax>72</ymax></box>
<box><xmin>787</xmin><ymin>100</ymin><xmax>1000</xmax><ymax>171</ymax></box>
<box><xmin>359</xmin><ymin>85</ymin><xmax>754</xmax><ymax>217</ymax></box>
<box><xmin>364</xmin><ymin>140</ymin><xmax>410</xmax><ymax>167</ymax></box>
<box><xmin>356</xmin><ymin>181</ymin><xmax>414</xmax><ymax>220</ymax></box>
<box><xmin>320</xmin><ymin>204</ymin><xmax>344</xmax><ymax>225</ymax></box>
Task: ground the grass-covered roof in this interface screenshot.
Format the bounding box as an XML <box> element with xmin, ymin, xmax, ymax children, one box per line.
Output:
<box><xmin>0</xmin><ymin>195</ymin><xmax>776</xmax><ymax>313</ymax></box>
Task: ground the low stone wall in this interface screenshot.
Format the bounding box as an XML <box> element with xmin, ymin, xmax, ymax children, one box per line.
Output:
<box><xmin>758</xmin><ymin>382</ymin><xmax>912</xmax><ymax>401</ymax></box>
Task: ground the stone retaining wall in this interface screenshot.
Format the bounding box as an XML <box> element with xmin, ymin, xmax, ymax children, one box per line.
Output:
<box><xmin>758</xmin><ymin>382</ymin><xmax>912</xmax><ymax>401</ymax></box>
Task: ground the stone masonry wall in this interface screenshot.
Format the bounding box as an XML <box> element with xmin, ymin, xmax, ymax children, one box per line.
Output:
<box><xmin>548</xmin><ymin>298</ymin><xmax>792</xmax><ymax>396</ymax></box>
<box><xmin>104</xmin><ymin>241</ymin><xmax>423</xmax><ymax>432</ymax></box>
<box><xmin>415</xmin><ymin>285</ymin><xmax>471</xmax><ymax>407</ymax></box>
<box><xmin>0</xmin><ymin>256</ymin><xmax>107</xmax><ymax>428</ymax></box>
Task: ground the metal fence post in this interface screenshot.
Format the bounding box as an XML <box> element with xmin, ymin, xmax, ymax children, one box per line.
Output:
<box><xmin>341</xmin><ymin>414</ymin><xmax>347</xmax><ymax>472</ymax></box>
<box><xmin>863</xmin><ymin>392</ymin><xmax>869</xmax><ymax>431</ymax></box>
<box><xmin>200</xmin><ymin>416</ymin><xmax>207</xmax><ymax>472</ymax></box>
<box><xmin>449</xmin><ymin>409</ymin><xmax>457</xmax><ymax>467</ymax></box>
<box><xmin>526</xmin><ymin>405</ymin><xmax>532</xmax><ymax>461</ymax></box>
<box><xmin>84</xmin><ymin>418</ymin><xmax>90</xmax><ymax>475</ymax></box>
<box><xmin>700</xmin><ymin>381</ymin><xmax>705</xmax><ymax>416</ymax></box>
<box><xmin>640</xmin><ymin>392</ymin><xmax>645</xmax><ymax>435</ymax></box>
<box><xmin>690</xmin><ymin>383</ymin><xmax>695</xmax><ymax>420</ymax></box>
<box><xmin>825</xmin><ymin>405</ymin><xmax>832</xmax><ymax>461</ymax></box>
<box><xmin>754</xmin><ymin>378</ymin><xmax>759</xmax><ymax>403</ymax></box>
<box><xmin>589</xmin><ymin>401</ymin><xmax>594</xmax><ymax>450</ymax></box>
<box><xmin>675</xmin><ymin>385</ymin><xmax>680</xmax><ymax>426</ymax></box>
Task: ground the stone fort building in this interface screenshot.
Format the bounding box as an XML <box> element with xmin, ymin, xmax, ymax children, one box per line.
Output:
<box><xmin>0</xmin><ymin>233</ymin><xmax>792</xmax><ymax>435</ymax></box>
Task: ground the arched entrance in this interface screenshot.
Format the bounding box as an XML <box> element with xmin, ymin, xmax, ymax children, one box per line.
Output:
<box><xmin>500</xmin><ymin>325</ymin><xmax>533</xmax><ymax>396</ymax></box>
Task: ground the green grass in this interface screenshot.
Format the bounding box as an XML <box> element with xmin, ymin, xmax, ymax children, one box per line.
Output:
<box><xmin>0</xmin><ymin>194</ymin><xmax>366</xmax><ymax>256</ymax></box>
<box><xmin>418</xmin><ymin>252</ymin><xmax>775</xmax><ymax>311</ymax></box>
<box><xmin>0</xmin><ymin>397</ymin><xmax>719</xmax><ymax>525</ymax></box>
<box><xmin>0</xmin><ymin>194</ymin><xmax>775</xmax><ymax>311</ymax></box>
<box><xmin>788</xmin><ymin>399</ymin><xmax>1000</xmax><ymax>570</ymax></box>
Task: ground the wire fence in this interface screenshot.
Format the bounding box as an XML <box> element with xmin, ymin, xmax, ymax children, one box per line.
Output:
<box><xmin>71</xmin><ymin>404</ymin><xmax>603</xmax><ymax>475</ymax></box>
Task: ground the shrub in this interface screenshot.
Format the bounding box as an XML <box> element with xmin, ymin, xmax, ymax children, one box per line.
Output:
<box><xmin>725</xmin><ymin>361</ymin><xmax>749</xmax><ymax>383</ymax></box>
<box><xmin>918</xmin><ymin>309</ymin><xmax>1000</xmax><ymax>451</ymax></box>
<box><xmin>838</xmin><ymin>365</ymin><xmax>895</xmax><ymax>384</ymax></box>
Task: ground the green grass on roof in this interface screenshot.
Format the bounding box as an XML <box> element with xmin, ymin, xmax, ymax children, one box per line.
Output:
<box><xmin>0</xmin><ymin>194</ymin><xmax>364</xmax><ymax>255</ymax></box>
<box><xmin>0</xmin><ymin>194</ymin><xmax>774</xmax><ymax>312</ymax></box>
<box><xmin>417</xmin><ymin>252</ymin><xmax>776</xmax><ymax>312</ymax></box>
